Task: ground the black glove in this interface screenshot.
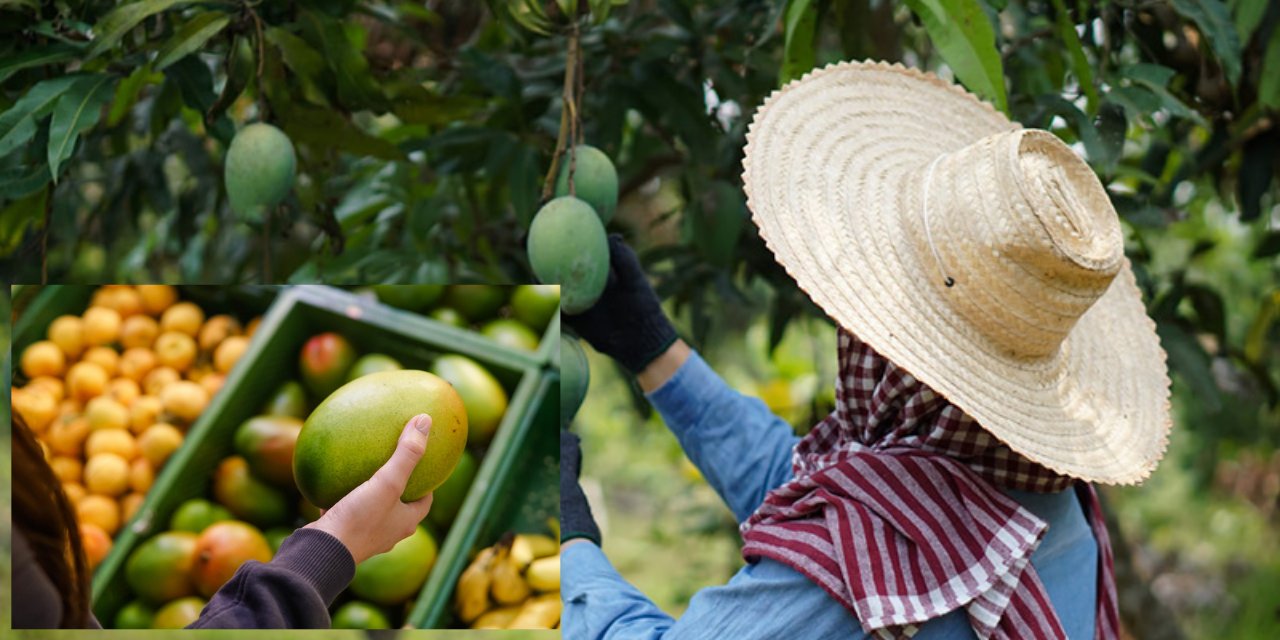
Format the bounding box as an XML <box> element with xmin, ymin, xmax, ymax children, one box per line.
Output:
<box><xmin>563</xmin><ymin>235</ymin><xmax>678</xmax><ymax>374</ymax></box>
<box><xmin>560</xmin><ymin>430</ymin><xmax>602</xmax><ymax>546</ymax></box>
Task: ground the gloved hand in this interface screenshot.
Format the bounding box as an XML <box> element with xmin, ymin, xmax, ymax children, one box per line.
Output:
<box><xmin>563</xmin><ymin>235</ymin><xmax>678</xmax><ymax>374</ymax></box>
<box><xmin>560</xmin><ymin>430</ymin><xmax>602</xmax><ymax>546</ymax></box>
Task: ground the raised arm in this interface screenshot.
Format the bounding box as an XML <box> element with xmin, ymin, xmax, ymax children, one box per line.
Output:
<box><xmin>565</xmin><ymin>237</ymin><xmax>798</xmax><ymax>522</ymax></box>
<box><xmin>641</xmin><ymin>340</ymin><xmax>798</xmax><ymax>522</ymax></box>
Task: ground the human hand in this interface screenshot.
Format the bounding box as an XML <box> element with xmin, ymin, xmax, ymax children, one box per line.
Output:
<box><xmin>562</xmin><ymin>235</ymin><xmax>678</xmax><ymax>374</ymax></box>
<box><xmin>304</xmin><ymin>414</ymin><xmax>436</xmax><ymax>564</ymax></box>
<box><xmin>560</xmin><ymin>430</ymin><xmax>601</xmax><ymax>546</ymax></box>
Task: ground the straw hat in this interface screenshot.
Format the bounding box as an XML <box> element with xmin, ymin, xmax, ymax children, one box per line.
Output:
<box><xmin>741</xmin><ymin>60</ymin><xmax>1171</xmax><ymax>485</ymax></box>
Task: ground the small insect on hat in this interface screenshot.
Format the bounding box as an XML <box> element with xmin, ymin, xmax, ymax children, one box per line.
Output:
<box><xmin>742</xmin><ymin>60</ymin><xmax>1172</xmax><ymax>484</ymax></box>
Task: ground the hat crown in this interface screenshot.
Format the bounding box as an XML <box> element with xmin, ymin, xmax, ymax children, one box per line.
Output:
<box><xmin>919</xmin><ymin>129</ymin><xmax>1124</xmax><ymax>359</ymax></box>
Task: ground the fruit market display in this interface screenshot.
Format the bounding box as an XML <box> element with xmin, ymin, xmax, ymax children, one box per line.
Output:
<box><xmin>108</xmin><ymin>328</ymin><xmax>511</xmax><ymax>629</ymax></box>
<box><xmin>455</xmin><ymin>532</ymin><xmax>562</xmax><ymax>630</ymax></box>
<box><xmin>12</xmin><ymin>285</ymin><xmax>258</xmax><ymax>569</ymax></box>
<box><xmin>365</xmin><ymin>284</ymin><xmax>560</xmax><ymax>354</ymax></box>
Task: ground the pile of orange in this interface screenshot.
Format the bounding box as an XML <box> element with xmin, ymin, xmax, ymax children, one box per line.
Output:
<box><xmin>12</xmin><ymin>285</ymin><xmax>262</xmax><ymax>570</ymax></box>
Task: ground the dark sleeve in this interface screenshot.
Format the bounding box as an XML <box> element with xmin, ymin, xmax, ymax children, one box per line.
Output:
<box><xmin>12</xmin><ymin>529</ymin><xmax>67</xmax><ymax>629</ymax></box>
<box><xmin>188</xmin><ymin>527</ymin><xmax>355</xmax><ymax>629</ymax></box>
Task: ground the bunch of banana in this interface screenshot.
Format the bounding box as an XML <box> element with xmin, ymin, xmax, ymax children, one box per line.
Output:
<box><xmin>455</xmin><ymin>531</ymin><xmax>562</xmax><ymax>629</ymax></box>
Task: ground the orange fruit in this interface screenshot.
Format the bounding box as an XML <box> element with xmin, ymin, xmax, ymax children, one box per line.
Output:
<box><xmin>67</xmin><ymin>362</ymin><xmax>109</xmax><ymax>402</ymax></box>
<box><xmin>107</xmin><ymin>378</ymin><xmax>141</xmax><ymax>407</ymax></box>
<box><xmin>82</xmin><ymin>307</ymin><xmax>122</xmax><ymax>346</ymax></box>
<box><xmin>77</xmin><ymin>495</ymin><xmax>120</xmax><ymax>535</ymax></box>
<box><xmin>50</xmin><ymin>456</ymin><xmax>83</xmax><ymax>484</ymax></box>
<box><xmin>119</xmin><ymin>348</ymin><xmax>158</xmax><ymax>383</ymax></box>
<box><xmin>154</xmin><ymin>332</ymin><xmax>197</xmax><ymax>372</ymax></box>
<box><xmin>57</xmin><ymin>398</ymin><xmax>82</xmax><ymax>418</ymax></box>
<box><xmin>245</xmin><ymin>316</ymin><xmax>263</xmax><ymax>338</ymax></box>
<box><xmin>80</xmin><ymin>523</ymin><xmax>113</xmax><ymax>570</ymax></box>
<box><xmin>85</xmin><ymin>453</ymin><xmax>130</xmax><ymax>496</ymax></box>
<box><xmin>161</xmin><ymin>381</ymin><xmax>209</xmax><ymax>423</ymax></box>
<box><xmin>143</xmin><ymin>366</ymin><xmax>181</xmax><ymax>396</ymax></box>
<box><xmin>47</xmin><ymin>417</ymin><xmax>91</xmax><ymax>457</ymax></box>
<box><xmin>200</xmin><ymin>373</ymin><xmax>226</xmax><ymax>398</ymax></box>
<box><xmin>27</xmin><ymin>376</ymin><xmax>65</xmax><ymax>403</ymax></box>
<box><xmin>137</xmin><ymin>285</ymin><xmax>178</xmax><ymax>316</ymax></box>
<box><xmin>129</xmin><ymin>396</ymin><xmax>164</xmax><ymax>434</ymax></box>
<box><xmin>86</xmin><ymin>429</ymin><xmax>138</xmax><ymax>460</ymax></box>
<box><xmin>63</xmin><ymin>482</ymin><xmax>87</xmax><ymax>505</ymax></box>
<box><xmin>81</xmin><ymin>346</ymin><xmax>120</xmax><ymax>377</ymax></box>
<box><xmin>48</xmin><ymin>315</ymin><xmax>86</xmax><ymax>358</ymax></box>
<box><xmin>21</xmin><ymin>341</ymin><xmax>66</xmax><ymax>378</ymax></box>
<box><xmin>160</xmin><ymin>302</ymin><xmax>204</xmax><ymax>337</ymax></box>
<box><xmin>86</xmin><ymin>396</ymin><xmax>129</xmax><ymax>431</ymax></box>
<box><xmin>121</xmin><ymin>492</ymin><xmax>146</xmax><ymax>522</ymax></box>
<box><xmin>186</xmin><ymin>365</ymin><xmax>211</xmax><ymax>384</ymax></box>
<box><xmin>28</xmin><ymin>376</ymin><xmax>65</xmax><ymax>398</ymax></box>
<box><xmin>13</xmin><ymin>387</ymin><xmax>58</xmax><ymax>432</ymax></box>
<box><xmin>198</xmin><ymin>315</ymin><xmax>242</xmax><ymax>352</ymax></box>
<box><xmin>139</xmin><ymin>423</ymin><xmax>184</xmax><ymax>467</ymax></box>
<box><xmin>106</xmin><ymin>287</ymin><xmax>145</xmax><ymax>319</ymax></box>
<box><xmin>129</xmin><ymin>458</ymin><xmax>155</xmax><ymax>493</ymax></box>
<box><xmin>214</xmin><ymin>336</ymin><xmax>249</xmax><ymax>374</ymax></box>
<box><xmin>120</xmin><ymin>315</ymin><xmax>159</xmax><ymax>350</ymax></box>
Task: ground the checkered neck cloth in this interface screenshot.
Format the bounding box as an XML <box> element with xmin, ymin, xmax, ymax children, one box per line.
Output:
<box><xmin>740</xmin><ymin>330</ymin><xmax>1119</xmax><ymax>640</ymax></box>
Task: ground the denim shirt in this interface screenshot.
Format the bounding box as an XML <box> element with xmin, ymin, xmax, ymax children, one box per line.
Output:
<box><xmin>564</xmin><ymin>351</ymin><xmax>1098</xmax><ymax>639</ymax></box>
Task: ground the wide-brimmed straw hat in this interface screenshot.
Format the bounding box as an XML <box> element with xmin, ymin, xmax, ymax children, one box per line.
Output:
<box><xmin>742</xmin><ymin>60</ymin><xmax>1171</xmax><ymax>484</ymax></box>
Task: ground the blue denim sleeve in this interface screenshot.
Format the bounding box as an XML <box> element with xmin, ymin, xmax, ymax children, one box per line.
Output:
<box><xmin>645</xmin><ymin>351</ymin><xmax>801</xmax><ymax>523</ymax></box>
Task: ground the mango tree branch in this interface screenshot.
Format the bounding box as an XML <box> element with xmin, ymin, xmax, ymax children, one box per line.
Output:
<box><xmin>541</xmin><ymin>21</ymin><xmax>581</xmax><ymax>202</ymax></box>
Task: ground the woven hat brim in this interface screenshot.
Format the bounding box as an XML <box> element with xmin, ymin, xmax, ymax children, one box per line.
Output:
<box><xmin>742</xmin><ymin>60</ymin><xmax>1171</xmax><ymax>484</ymax></box>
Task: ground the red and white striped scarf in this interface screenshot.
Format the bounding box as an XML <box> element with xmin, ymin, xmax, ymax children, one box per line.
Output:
<box><xmin>741</xmin><ymin>330</ymin><xmax>1119</xmax><ymax>639</ymax></box>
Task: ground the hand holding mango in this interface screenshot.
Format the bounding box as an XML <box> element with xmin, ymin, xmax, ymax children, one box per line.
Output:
<box><xmin>304</xmin><ymin>414</ymin><xmax>436</xmax><ymax>564</ymax></box>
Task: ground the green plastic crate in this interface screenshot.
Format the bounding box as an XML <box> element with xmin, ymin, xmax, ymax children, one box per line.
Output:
<box><xmin>11</xmin><ymin>285</ymin><xmax>553</xmax><ymax>628</ymax></box>
<box><xmin>319</xmin><ymin>285</ymin><xmax>560</xmax><ymax>368</ymax></box>
<box><xmin>407</xmin><ymin>372</ymin><xmax>559</xmax><ymax>628</ymax></box>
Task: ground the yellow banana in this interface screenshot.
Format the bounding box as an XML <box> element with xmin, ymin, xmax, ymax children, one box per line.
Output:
<box><xmin>510</xmin><ymin>534</ymin><xmax>535</xmax><ymax>569</ymax></box>
<box><xmin>455</xmin><ymin>546</ymin><xmax>496</xmax><ymax>623</ymax></box>
<box><xmin>490</xmin><ymin>541</ymin><xmax>532</xmax><ymax>605</ymax></box>
<box><xmin>522</xmin><ymin>533</ymin><xmax>560</xmax><ymax>559</ymax></box>
<box><xmin>507</xmin><ymin>593</ymin><xmax>562</xmax><ymax>629</ymax></box>
<box><xmin>525</xmin><ymin>555</ymin><xmax>560</xmax><ymax>592</ymax></box>
<box><xmin>471</xmin><ymin>604</ymin><xmax>522</xmax><ymax>629</ymax></box>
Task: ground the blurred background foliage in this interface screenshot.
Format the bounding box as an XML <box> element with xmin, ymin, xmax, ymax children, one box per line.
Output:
<box><xmin>0</xmin><ymin>0</ymin><xmax>1278</xmax><ymax>637</ymax></box>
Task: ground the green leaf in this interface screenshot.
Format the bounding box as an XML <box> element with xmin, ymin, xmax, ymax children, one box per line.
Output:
<box><xmin>107</xmin><ymin>64</ymin><xmax>158</xmax><ymax>127</ymax></box>
<box><xmin>1258</xmin><ymin>26</ymin><xmax>1280</xmax><ymax>109</ymax></box>
<box><xmin>279</xmin><ymin>105</ymin><xmax>403</xmax><ymax>160</ymax></box>
<box><xmin>1156</xmin><ymin>321</ymin><xmax>1222</xmax><ymax>412</ymax></box>
<box><xmin>85</xmin><ymin>0</ymin><xmax>195</xmax><ymax>60</ymax></box>
<box><xmin>589</xmin><ymin>0</ymin><xmax>613</xmax><ymax>23</ymax></box>
<box><xmin>298</xmin><ymin>10</ymin><xmax>389</xmax><ymax>112</ymax></box>
<box><xmin>1117</xmin><ymin>66</ymin><xmax>1206</xmax><ymax>125</ymax></box>
<box><xmin>0</xmin><ymin>44</ymin><xmax>80</xmax><ymax>85</ymax></box>
<box><xmin>153</xmin><ymin>12</ymin><xmax>231</xmax><ymax>71</ymax></box>
<box><xmin>1048</xmin><ymin>0</ymin><xmax>1097</xmax><ymax>113</ymax></box>
<box><xmin>0</xmin><ymin>165</ymin><xmax>50</xmax><ymax>200</ymax></box>
<box><xmin>47</xmin><ymin>74</ymin><xmax>115</xmax><ymax>182</ymax></box>
<box><xmin>903</xmin><ymin>0</ymin><xmax>1008</xmax><ymax>112</ymax></box>
<box><xmin>0</xmin><ymin>188</ymin><xmax>46</xmax><ymax>257</ymax></box>
<box><xmin>1169</xmin><ymin>0</ymin><xmax>1242</xmax><ymax>86</ymax></box>
<box><xmin>780</xmin><ymin>0</ymin><xmax>817</xmax><ymax>85</ymax></box>
<box><xmin>163</xmin><ymin>55</ymin><xmax>216</xmax><ymax>113</ymax></box>
<box><xmin>1232</xmin><ymin>0</ymin><xmax>1269</xmax><ymax>41</ymax></box>
<box><xmin>0</xmin><ymin>76</ymin><xmax>82</xmax><ymax>158</ymax></box>
<box><xmin>266</xmin><ymin>27</ymin><xmax>327</xmax><ymax>80</ymax></box>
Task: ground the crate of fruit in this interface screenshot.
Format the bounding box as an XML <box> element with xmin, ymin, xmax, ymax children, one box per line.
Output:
<box><xmin>349</xmin><ymin>284</ymin><xmax>562</xmax><ymax>369</ymax></box>
<box><xmin>11</xmin><ymin>284</ymin><xmax>560</xmax><ymax>630</ymax></box>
